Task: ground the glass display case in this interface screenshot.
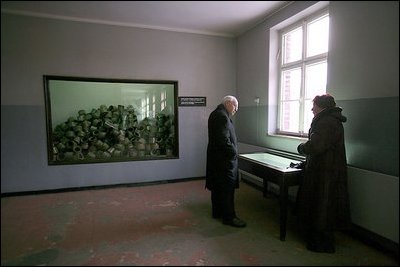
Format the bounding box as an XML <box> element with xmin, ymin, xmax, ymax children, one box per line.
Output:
<box><xmin>44</xmin><ymin>75</ymin><xmax>179</xmax><ymax>165</ymax></box>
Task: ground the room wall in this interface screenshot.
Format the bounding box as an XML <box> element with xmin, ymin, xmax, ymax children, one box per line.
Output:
<box><xmin>236</xmin><ymin>1</ymin><xmax>399</xmax><ymax>177</ymax></box>
<box><xmin>1</xmin><ymin>13</ymin><xmax>236</xmax><ymax>193</ymax></box>
<box><xmin>235</xmin><ymin>1</ymin><xmax>399</xmax><ymax>244</ymax></box>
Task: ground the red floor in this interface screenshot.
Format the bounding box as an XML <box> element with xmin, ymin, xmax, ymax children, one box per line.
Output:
<box><xmin>1</xmin><ymin>179</ymin><xmax>398</xmax><ymax>266</ymax></box>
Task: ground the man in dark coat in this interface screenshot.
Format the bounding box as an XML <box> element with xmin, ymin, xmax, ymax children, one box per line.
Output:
<box><xmin>206</xmin><ymin>95</ymin><xmax>246</xmax><ymax>227</ymax></box>
<box><xmin>297</xmin><ymin>94</ymin><xmax>351</xmax><ymax>253</ymax></box>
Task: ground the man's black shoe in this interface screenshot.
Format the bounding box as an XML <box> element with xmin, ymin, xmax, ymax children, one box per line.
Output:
<box><xmin>223</xmin><ymin>217</ymin><xmax>246</xmax><ymax>228</ymax></box>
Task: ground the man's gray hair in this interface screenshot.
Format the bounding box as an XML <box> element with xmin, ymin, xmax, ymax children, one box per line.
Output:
<box><xmin>222</xmin><ymin>95</ymin><xmax>237</xmax><ymax>104</ymax></box>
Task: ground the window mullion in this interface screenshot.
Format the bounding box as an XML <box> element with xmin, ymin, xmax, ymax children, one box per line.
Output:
<box><xmin>299</xmin><ymin>63</ymin><xmax>306</xmax><ymax>134</ymax></box>
<box><xmin>281</xmin><ymin>60</ymin><xmax>302</xmax><ymax>70</ymax></box>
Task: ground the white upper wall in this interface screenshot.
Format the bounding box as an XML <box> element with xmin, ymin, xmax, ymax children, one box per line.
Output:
<box><xmin>1</xmin><ymin>13</ymin><xmax>236</xmax><ymax>107</ymax></box>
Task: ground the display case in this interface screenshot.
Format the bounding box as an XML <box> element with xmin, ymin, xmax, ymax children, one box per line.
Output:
<box><xmin>44</xmin><ymin>75</ymin><xmax>179</xmax><ymax>165</ymax></box>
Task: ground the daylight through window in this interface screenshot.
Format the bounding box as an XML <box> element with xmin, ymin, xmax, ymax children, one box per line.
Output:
<box><xmin>278</xmin><ymin>11</ymin><xmax>329</xmax><ymax>137</ymax></box>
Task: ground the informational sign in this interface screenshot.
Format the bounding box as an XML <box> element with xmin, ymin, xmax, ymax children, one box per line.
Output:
<box><xmin>178</xmin><ymin>96</ymin><xmax>206</xmax><ymax>106</ymax></box>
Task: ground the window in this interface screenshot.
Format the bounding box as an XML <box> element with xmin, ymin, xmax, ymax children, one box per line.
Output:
<box><xmin>277</xmin><ymin>11</ymin><xmax>329</xmax><ymax>137</ymax></box>
<box><xmin>161</xmin><ymin>90</ymin><xmax>167</xmax><ymax>111</ymax></box>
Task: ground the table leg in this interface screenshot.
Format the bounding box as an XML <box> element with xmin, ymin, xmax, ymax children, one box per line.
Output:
<box><xmin>279</xmin><ymin>182</ymin><xmax>288</xmax><ymax>241</ymax></box>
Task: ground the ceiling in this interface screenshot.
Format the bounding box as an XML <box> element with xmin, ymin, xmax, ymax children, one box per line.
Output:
<box><xmin>1</xmin><ymin>1</ymin><xmax>291</xmax><ymax>37</ymax></box>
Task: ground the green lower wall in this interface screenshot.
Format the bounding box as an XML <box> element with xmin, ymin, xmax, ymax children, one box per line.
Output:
<box><xmin>236</xmin><ymin>97</ymin><xmax>399</xmax><ymax>177</ymax></box>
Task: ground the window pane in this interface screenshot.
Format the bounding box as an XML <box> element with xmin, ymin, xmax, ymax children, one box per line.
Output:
<box><xmin>281</xmin><ymin>68</ymin><xmax>301</xmax><ymax>100</ymax></box>
<box><xmin>280</xmin><ymin>101</ymin><xmax>299</xmax><ymax>132</ymax></box>
<box><xmin>307</xmin><ymin>15</ymin><xmax>329</xmax><ymax>57</ymax></box>
<box><xmin>282</xmin><ymin>27</ymin><xmax>302</xmax><ymax>64</ymax></box>
<box><xmin>305</xmin><ymin>62</ymin><xmax>327</xmax><ymax>99</ymax></box>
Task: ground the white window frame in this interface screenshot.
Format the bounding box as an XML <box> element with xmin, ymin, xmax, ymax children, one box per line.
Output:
<box><xmin>274</xmin><ymin>8</ymin><xmax>329</xmax><ymax>138</ymax></box>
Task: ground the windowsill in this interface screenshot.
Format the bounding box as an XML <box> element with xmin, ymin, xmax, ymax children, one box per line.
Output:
<box><xmin>267</xmin><ymin>133</ymin><xmax>308</xmax><ymax>141</ymax></box>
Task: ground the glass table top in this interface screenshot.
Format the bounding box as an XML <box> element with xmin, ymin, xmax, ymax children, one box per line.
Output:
<box><xmin>239</xmin><ymin>152</ymin><xmax>303</xmax><ymax>171</ymax></box>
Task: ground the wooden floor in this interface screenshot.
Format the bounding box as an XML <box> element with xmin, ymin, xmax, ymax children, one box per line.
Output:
<box><xmin>1</xmin><ymin>179</ymin><xmax>398</xmax><ymax>266</ymax></box>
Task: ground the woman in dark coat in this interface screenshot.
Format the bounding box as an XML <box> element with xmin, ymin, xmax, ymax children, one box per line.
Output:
<box><xmin>297</xmin><ymin>94</ymin><xmax>351</xmax><ymax>253</ymax></box>
<box><xmin>205</xmin><ymin>95</ymin><xmax>246</xmax><ymax>228</ymax></box>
